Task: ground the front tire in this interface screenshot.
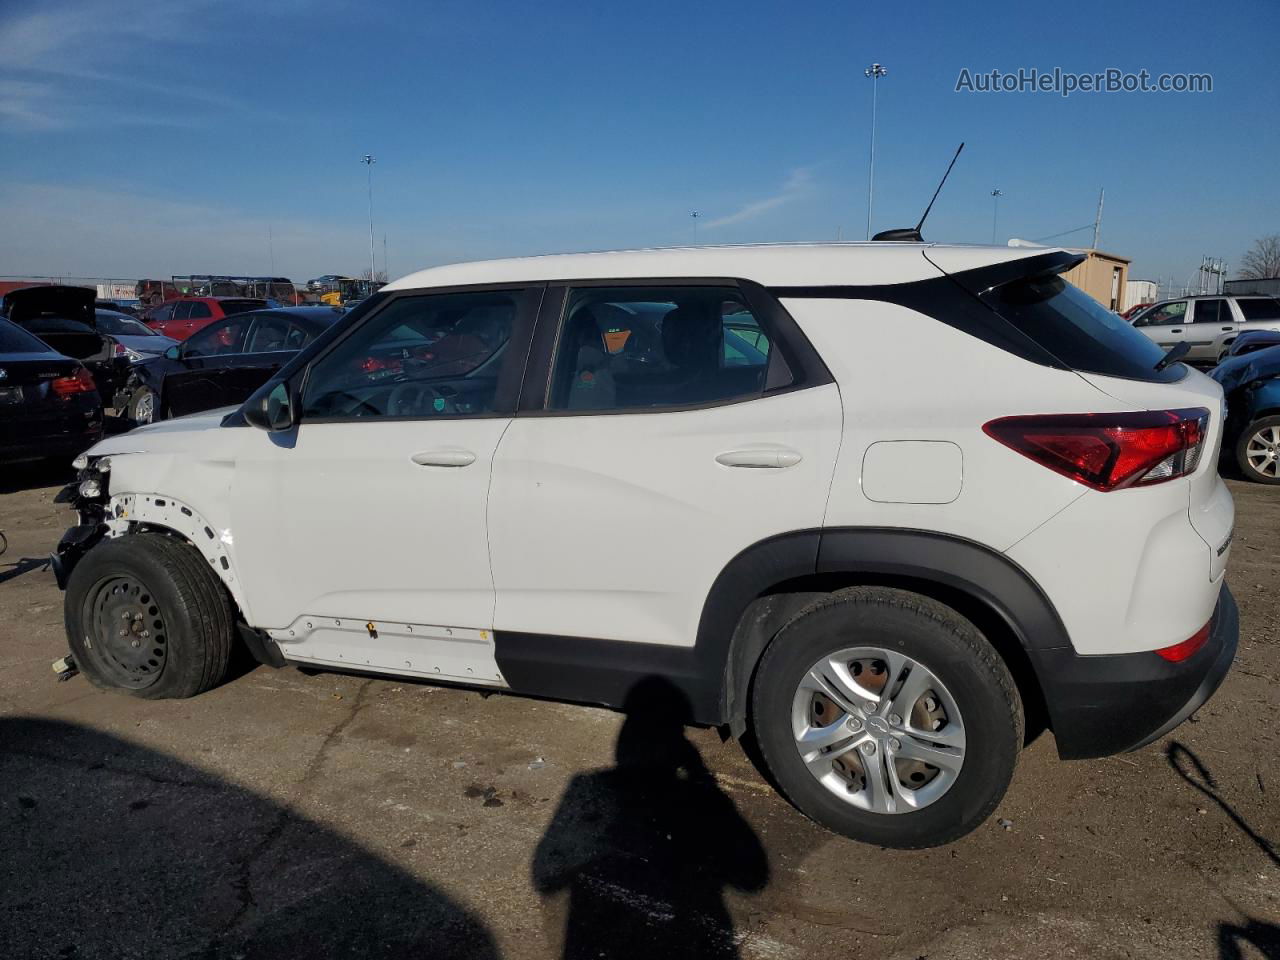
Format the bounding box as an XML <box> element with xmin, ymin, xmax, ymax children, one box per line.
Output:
<box><xmin>1235</xmin><ymin>415</ymin><xmax>1280</xmax><ymax>484</ymax></box>
<box><xmin>750</xmin><ymin>587</ymin><xmax>1022</xmax><ymax>848</ymax></box>
<box><xmin>128</xmin><ymin>386</ymin><xmax>157</xmax><ymax>424</ymax></box>
<box><xmin>64</xmin><ymin>533</ymin><xmax>234</xmax><ymax>699</ymax></box>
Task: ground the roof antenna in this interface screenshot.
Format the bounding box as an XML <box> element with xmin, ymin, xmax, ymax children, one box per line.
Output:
<box><xmin>872</xmin><ymin>142</ymin><xmax>964</xmax><ymax>243</ymax></box>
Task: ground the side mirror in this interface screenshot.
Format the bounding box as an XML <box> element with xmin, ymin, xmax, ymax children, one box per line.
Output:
<box><xmin>164</xmin><ymin>344</ymin><xmax>181</xmax><ymax>360</ymax></box>
<box><xmin>245</xmin><ymin>381</ymin><xmax>296</xmax><ymax>432</ymax></box>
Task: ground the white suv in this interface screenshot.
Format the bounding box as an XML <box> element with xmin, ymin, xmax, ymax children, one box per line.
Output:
<box><xmin>55</xmin><ymin>243</ymin><xmax>1238</xmax><ymax>848</ymax></box>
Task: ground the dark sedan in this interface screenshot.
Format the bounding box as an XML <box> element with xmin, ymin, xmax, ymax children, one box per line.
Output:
<box><xmin>120</xmin><ymin>306</ymin><xmax>346</xmax><ymax>422</ymax></box>
<box><xmin>0</xmin><ymin>318</ymin><xmax>103</xmax><ymax>462</ymax></box>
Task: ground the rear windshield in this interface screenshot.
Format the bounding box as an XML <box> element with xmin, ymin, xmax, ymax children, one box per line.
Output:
<box><xmin>220</xmin><ymin>299</ymin><xmax>267</xmax><ymax>315</ymax></box>
<box><xmin>0</xmin><ymin>319</ymin><xmax>51</xmax><ymax>353</ymax></box>
<box><xmin>980</xmin><ymin>273</ymin><xmax>1183</xmax><ymax>383</ymax></box>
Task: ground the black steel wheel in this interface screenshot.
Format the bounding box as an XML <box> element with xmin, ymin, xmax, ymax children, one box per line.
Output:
<box><xmin>65</xmin><ymin>533</ymin><xmax>234</xmax><ymax>699</ymax></box>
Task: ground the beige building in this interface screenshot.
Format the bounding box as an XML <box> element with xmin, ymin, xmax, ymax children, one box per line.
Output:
<box><xmin>1062</xmin><ymin>249</ymin><xmax>1131</xmax><ymax>312</ymax></box>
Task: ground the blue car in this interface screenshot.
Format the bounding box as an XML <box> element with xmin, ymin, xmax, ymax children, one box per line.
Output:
<box><xmin>1212</xmin><ymin>345</ymin><xmax>1280</xmax><ymax>484</ymax></box>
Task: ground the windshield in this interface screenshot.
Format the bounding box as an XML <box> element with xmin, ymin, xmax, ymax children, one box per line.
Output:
<box><xmin>980</xmin><ymin>273</ymin><xmax>1184</xmax><ymax>383</ymax></box>
<box><xmin>95</xmin><ymin>312</ymin><xmax>156</xmax><ymax>337</ymax></box>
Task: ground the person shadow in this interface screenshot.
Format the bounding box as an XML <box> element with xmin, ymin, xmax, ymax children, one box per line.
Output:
<box><xmin>1166</xmin><ymin>741</ymin><xmax>1280</xmax><ymax>959</ymax></box>
<box><xmin>0</xmin><ymin>716</ymin><xmax>499</xmax><ymax>960</ymax></box>
<box><xmin>532</xmin><ymin>675</ymin><xmax>769</xmax><ymax>960</ymax></box>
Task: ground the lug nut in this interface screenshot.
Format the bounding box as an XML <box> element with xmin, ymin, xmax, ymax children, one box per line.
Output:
<box><xmin>889</xmin><ymin>737</ymin><xmax>901</xmax><ymax>750</ymax></box>
<box><xmin>889</xmin><ymin>714</ymin><xmax>902</xmax><ymax>726</ymax></box>
<box><xmin>848</xmin><ymin>716</ymin><xmax>863</xmax><ymax>731</ymax></box>
<box><xmin>860</xmin><ymin>741</ymin><xmax>877</xmax><ymax>756</ymax></box>
<box><xmin>864</xmin><ymin>701</ymin><xmax>877</xmax><ymax>713</ymax></box>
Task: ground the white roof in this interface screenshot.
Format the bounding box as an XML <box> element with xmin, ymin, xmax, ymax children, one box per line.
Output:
<box><xmin>384</xmin><ymin>242</ymin><xmax>1060</xmax><ymax>292</ymax></box>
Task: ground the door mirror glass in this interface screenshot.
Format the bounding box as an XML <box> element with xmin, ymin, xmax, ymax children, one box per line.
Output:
<box><xmin>246</xmin><ymin>382</ymin><xmax>295</xmax><ymax>432</ymax></box>
<box><xmin>164</xmin><ymin>344</ymin><xmax>181</xmax><ymax>360</ymax></box>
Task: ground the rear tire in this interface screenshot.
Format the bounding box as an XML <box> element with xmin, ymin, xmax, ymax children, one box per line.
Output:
<box><xmin>750</xmin><ymin>587</ymin><xmax>1022</xmax><ymax>848</ymax></box>
<box><xmin>1235</xmin><ymin>415</ymin><xmax>1280</xmax><ymax>484</ymax></box>
<box><xmin>64</xmin><ymin>533</ymin><xmax>234</xmax><ymax>699</ymax></box>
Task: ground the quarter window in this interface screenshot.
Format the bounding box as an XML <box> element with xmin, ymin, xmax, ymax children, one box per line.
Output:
<box><xmin>549</xmin><ymin>286</ymin><xmax>776</xmax><ymax>412</ymax></box>
<box><xmin>302</xmin><ymin>291</ymin><xmax>517</xmax><ymax>418</ymax></box>
<box><xmin>1238</xmin><ymin>298</ymin><xmax>1280</xmax><ymax>322</ymax></box>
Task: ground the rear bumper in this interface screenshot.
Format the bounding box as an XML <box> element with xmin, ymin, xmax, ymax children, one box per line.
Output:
<box><xmin>1033</xmin><ymin>583</ymin><xmax>1238</xmax><ymax>760</ymax></box>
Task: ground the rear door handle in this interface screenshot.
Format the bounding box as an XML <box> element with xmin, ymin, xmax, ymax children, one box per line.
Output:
<box><xmin>1221</xmin><ymin>326</ymin><xmax>1233</xmax><ymax>331</ymax></box>
<box><xmin>1170</xmin><ymin>328</ymin><xmax>1183</xmax><ymax>333</ymax></box>
<box><xmin>716</xmin><ymin>447</ymin><xmax>803</xmax><ymax>469</ymax></box>
<box><xmin>411</xmin><ymin>450</ymin><xmax>476</xmax><ymax>467</ymax></box>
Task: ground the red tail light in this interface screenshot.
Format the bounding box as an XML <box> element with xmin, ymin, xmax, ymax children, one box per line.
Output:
<box><xmin>983</xmin><ymin>408</ymin><xmax>1209</xmax><ymax>492</ymax></box>
<box><xmin>50</xmin><ymin>367</ymin><xmax>97</xmax><ymax>397</ymax></box>
<box><xmin>1155</xmin><ymin>620</ymin><xmax>1211</xmax><ymax>662</ymax></box>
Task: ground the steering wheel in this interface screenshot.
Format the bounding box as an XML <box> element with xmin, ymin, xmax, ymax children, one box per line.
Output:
<box><xmin>387</xmin><ymin>382</ymin><xmax>454</xmax><ymax>416</ymax></box>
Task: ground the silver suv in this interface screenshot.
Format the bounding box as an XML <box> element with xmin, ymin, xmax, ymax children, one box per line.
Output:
<box><xmin>1130</xmin><ymin>294</ymin><xmax>1280</xmax><ymax>364</ymax></box>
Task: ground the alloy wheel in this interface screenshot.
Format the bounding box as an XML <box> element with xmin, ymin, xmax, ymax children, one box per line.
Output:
<box><xmin>791</xmin><ymin>646</ymin><xmax>966</xmax><ymax>815</ymax></box>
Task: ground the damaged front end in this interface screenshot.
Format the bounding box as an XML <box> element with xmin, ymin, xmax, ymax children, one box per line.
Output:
<box><xmin>51</xmin><ymin>453</ymin><xmax>116</xmax><ymax>589</ymax></box>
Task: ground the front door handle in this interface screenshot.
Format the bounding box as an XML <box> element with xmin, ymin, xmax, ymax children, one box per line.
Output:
<box><xmin>411</xmin><ymin>450</ymin><xmax>476</xmax><ymax>467</ymax></box>
<box><xmin>716</xmin><ymin>447</ymin><xmax>803</xmax><ymax>469</ymax></box>
<box><xmin>1221</xmin><ymin>326</ymin><xmax>1233</xmax><ymax>331</ymax></box>
<box><xmin>1170</xmin><ymin>328</ymin><xmax>1183</xmax><ymax>333</ymax></box>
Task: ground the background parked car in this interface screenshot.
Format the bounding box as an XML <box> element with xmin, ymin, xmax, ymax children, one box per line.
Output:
<box><xmin>0</xmin><ymin>317</ymin><xmax>103</xmax><ymax>462</ymax></box>
<box><xmin>95</xmin><ymin>299</ymin><xmax>140</xmax><ymax>316</ymax></box>
<box><xmin>1222</xmin><ymin>329</ymin><xmax>1280</xmax><ymax>360</ymax></box>
<box><xmin>2</xmin><ymin>286</ymin><xmax>115</xmax><ymax>396</ymax></box>
<box><xmin>95</xmin><ymin>309</ymin><xmax>177</xmax><ymax>361</ymax></box>
<box><xmin>1212</xmin><ymin>345</ymin><xmax>1280</xmax><ymax>484</ymax></box>
<box><xmin>121</xmin><ymin>305</ymin><xmax>345</xmax><ymax>422</ymax></box>
<box><xmin>1130</xmin><ymin>294</ymin><xmax>1280</xmax><ymax>364</ymax></box>
<box><xmin>142</xmin><ymin>296</ymin><xmax>267</xmax><ymax>341</ymax></box>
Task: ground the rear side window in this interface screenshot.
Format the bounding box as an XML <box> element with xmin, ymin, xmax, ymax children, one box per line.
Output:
<box><xmin>980</xmin><ymin>273</ymin><xmax>1183</xmax><ymax>383</ymax></box>
<box><xmin>1239</xmin><ymin>298</ymin><xmax>1280</xmax><ymax>322</ymax></box>
<box><xmin>1193</xmin><ymin>299</ymin><xmax>1229</xmax><ymax>324</ymax></box>
<box><xmin>220</xmin><ymin>299</ymin><xmax>266</xmax><ymax>316</ymax></box>
<box><xmin>0</xmin><ymin>319</ymin><xmax>50</xmax><ymax>353</ymax></box>
<box><xmin>188</xmin><ymin>302</ymin><xmax>213</xmax><ymax>319</ymax></box>
<box><xmin>549</xmin><ymin>286</ymin><xmax>781</xmax><ymax>412</ymax></box>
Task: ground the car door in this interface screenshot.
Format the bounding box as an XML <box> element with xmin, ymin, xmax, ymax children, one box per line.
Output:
<box><xmin>487</xmin><ymin>280</ymin><xmax>842</xmax><ymax>668</ymax></box>
<box><xmin>192</xmin><ymin>312</ymin><xmax>301</xmax><ymax>408</ymax></box>
<box><xmin>228</xmin><ymin>285</ymin><xmax>541</xmax><ymax>683</ymax></box>
<box><xmin>161</xmin><ymin>315</ymin><xmax>252</xmax><ymax>416</ymax></box>
<box><xmin>1188</xmin><ymin>298</ymin><xmax>1237</xmax><ymax>361</ymax></box>
<box><xmin>1132</xmin><ymin>300</ymin><xmax>1189</xmax><ymax>351</ymax></box>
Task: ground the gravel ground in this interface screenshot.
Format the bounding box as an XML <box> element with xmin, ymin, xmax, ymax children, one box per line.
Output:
<box><xmin>1</xmin><ymin>460</ymin><xmax>1277</xmax><ymax>960</ymax></box>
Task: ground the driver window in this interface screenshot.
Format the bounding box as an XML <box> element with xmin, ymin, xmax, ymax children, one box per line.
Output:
<box><xmin>1139</xmin><ymin>301</ymin><xmax>1187</xmax><ymax>326</ymax></box>
<box><xmin>301</xmin><ymin>291</ymin><xmax>517</xmax><ymax>419</ymax></box>
<box><xmin>182</xmin><ymin>319</ymin><xmax>246</xmax><ymax>357</ymax></box>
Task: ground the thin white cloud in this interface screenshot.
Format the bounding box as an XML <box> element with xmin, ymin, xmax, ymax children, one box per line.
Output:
<box><xmin>703</xmin><ymin>168</ymin><xmax>814</xmax><ymax>229</ymax></box>
<box><xmin>0</xmin><ymin>0</ymin><xmax>298</xmax><ymax>130</ymax></box>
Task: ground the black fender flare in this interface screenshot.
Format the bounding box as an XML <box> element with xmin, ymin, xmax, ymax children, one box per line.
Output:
<box><xmin>700</xmin><ymin>527</ymin><xmax>1072</xmax><ymax>731</ymax></box>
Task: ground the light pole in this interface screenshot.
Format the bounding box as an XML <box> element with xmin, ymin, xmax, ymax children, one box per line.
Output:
<box><xmin>690</xmin><ymin>210</ymin><xmax>700</xmax><ymax>245</ymax></box>
<box><xmin>361</xmin><ymin>154</ymin><xmax>377</xmax><ymax>283</ymax></box>
<box><xmin>990</xmin><ymin>189</ymin><xmax>1003</xmax><ymax>244</ymax></box>
<box><xmin>864</xmin><ymin>62</ymin><xmax>887</xmax><ymax>240</ymax></box>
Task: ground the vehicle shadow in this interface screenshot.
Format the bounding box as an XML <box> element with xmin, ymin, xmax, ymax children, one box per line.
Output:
<box><xmin>0</xmin><ymin>717</ymin><xmax>499</xmax><ymax>960</ymax></box>
<box><xmin>0</xmin><ymin>555</ymin><xmax>51</xmax><ymax>585</ymax></box>
<box><xmin>532</xmin><ymin>675</ymin><xmax>769</xmax><ymax>959</ymax></box>
<box><xmin>1165</xmin><ymin>741</ymin><xmax>1280</xmax><ymax>959</ymax></box>
<box><xmin>0</xmin><ymin>458</ymin><xmax>74</xmax><ymax>494</ymax></box>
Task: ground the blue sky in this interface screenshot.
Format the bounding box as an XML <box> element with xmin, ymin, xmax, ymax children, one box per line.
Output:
<box><xmin>1</xmin><ymin>0</ymin><xmax>1277</xmax><ymax>289</ymax></box>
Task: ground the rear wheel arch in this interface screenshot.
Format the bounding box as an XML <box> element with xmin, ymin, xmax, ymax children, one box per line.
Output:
<box><xmin>705</xmin><ymin>528</ymin><xmax>1065</xmax><ymax>739</ymax></box>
